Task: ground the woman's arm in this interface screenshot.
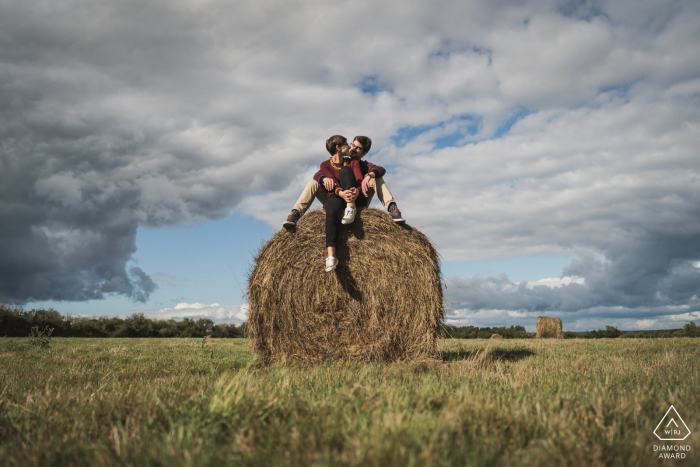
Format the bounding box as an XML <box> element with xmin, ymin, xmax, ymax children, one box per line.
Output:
<box><xmin>319</xmin><ymin>161</ymin><xmax>339</xmax><ymax>191</ymax></box>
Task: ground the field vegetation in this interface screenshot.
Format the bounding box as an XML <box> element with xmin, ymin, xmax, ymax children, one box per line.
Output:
<box><xmin>1</xmin><ymin>336</ymin><xmax>698</xmax><ymax>466</ymax></box>
<box><xmin>0</xmin><ymin>304</ymin><xmax>243</xmax><ymax>338</ymax></box>
<box><xmin>3</xmin><ymin>304</ymin><xmax>699</xmax><ymax>340</ymax></box>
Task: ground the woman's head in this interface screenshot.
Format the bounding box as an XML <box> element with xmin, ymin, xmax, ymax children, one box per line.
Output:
<box><xmin>325</xmin><ymin>135</ymin><xmax>348</xmax><ymax>156</ymax></box>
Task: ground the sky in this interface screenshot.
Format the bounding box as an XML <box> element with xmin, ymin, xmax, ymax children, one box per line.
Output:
<box><xmin>1</xmin><ymin>0</ymin><xmax>700</xmax><ymax>331</ymax></box>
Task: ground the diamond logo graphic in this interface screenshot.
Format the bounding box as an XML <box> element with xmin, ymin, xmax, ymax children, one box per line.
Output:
<box><xmin>654</xmin><ymin>406</ymin><xmax>691</xmax><ymax>441</ymax></box>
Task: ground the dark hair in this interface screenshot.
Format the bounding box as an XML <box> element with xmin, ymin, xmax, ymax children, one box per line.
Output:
<box><xmin>353</xmin><ymin>136</ymin><xmax>372</xmax><ymax>155</ymax></box>
<box><xmin>325</xmin><ymin>135</ymin><xmax>348</xmax><ymax>156</ymax></box>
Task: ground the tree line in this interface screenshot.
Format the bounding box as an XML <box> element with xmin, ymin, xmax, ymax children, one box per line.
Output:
<box><xmin>2</xmin><ymin>303</ymin><xmax>699</xmax><ymax>339</ymax></box>
<box><xmin>439</xmin><ymin>325</ymin><xmax>533</xmax><ymax>339</ymax></box>
<box><xmin>0</xmin><ymin>303</ymin><xmax>244</xmax><ymax>338</ymax></box>
<box><xmin>440</xmin><ymin>323</ymin><xmax>700</xmax><ymax>339</ymax></box>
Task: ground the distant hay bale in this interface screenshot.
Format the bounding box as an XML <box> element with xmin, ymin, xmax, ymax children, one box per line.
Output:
<box><xmin>490</xmin><ymin>333</ymin><xmax>502</xmax><ymax>339</ymax></box>
<box><xmin>247</xmin><ymin>208</ymin><xmax>444</xmax><ymax>364</ymax></box>
<box><xmin>536</xmin><ymin>316</ymin><xmax>563</xmax><ymax>339</ymax></box>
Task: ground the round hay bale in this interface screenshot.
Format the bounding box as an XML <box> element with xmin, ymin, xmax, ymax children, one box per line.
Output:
<box><xmin>536</xmin><ymin>316</ymin><xmax>564</xmax><ymax>339</ymax></box>
<box><xmin>490</xmin><ymin>333</ymin><xmax>502</xmax><ymax>339</ymax></box>
<box><xmin>247</xmin><ymin>208</ymin><xmax>443</xmax><ymax>364</ymax></box>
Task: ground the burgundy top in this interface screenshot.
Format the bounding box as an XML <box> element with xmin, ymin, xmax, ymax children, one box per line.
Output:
<box><xmin>319</xmin><ymin>157</ymin><xmax>364</xmax><ymax>195</ymax></box>
<box><xmin>314</xmin><ymin>159</ymin><xmax>386</xmax><ymax>185</ymax></box>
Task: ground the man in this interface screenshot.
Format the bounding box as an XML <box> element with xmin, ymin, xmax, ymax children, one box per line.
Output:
<box><xmin>283</xmin><ymin>136</ymin><xmax>405</xmax><ymax>229</ymax></box>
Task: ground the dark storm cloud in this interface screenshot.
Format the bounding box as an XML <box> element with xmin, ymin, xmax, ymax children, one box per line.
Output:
<box><xmin>444</xmin><ymin>225</ymin><xmax>700</xmax><ymax>321</ymax></box>
<box><xmin>0</xmin><ymin>0</ymin><xmax>249</xmax><ymax>303</ymax></box>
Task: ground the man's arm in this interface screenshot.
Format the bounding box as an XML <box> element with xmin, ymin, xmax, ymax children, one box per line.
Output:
<box><xmin>312</xmin><ymin>170</ymin><xmax>325</xmax><ymax>183</ymax></box>
<box><xmin>314</xmin><ymin>169</ymin><xmax>335</xmax><ymax>191</ymax></box>
<box><xmin>362</xmin><ymin>160</ymin><xmax>386</xmax><ymax>178</ymax></box>
<box><xmin>360</xmin><ymin>160</ymin><xmax>386</xmax><ymax>193</ymax></box>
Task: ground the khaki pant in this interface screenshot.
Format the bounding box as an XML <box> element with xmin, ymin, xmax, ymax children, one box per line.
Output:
<box><xmin>292</xmin><ymin>177</ymin><xmax>396</xmax><ymax>215</ymax></box>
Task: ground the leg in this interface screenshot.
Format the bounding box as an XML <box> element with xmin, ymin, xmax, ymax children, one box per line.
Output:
<box><xmin>339</xmin><ymin>166</ymin><xmax>356</xmax><ymax>191</ymax></box>
<box><xmin>339</xmin><ymin>166</ymin><xmax>360</xmax><ymax>224</ymax></box>
<box><xmin>364</xmin><ymin>187</ymin><xmax>375</xmax><ymax>205</ymax></box>
<box><xmin>368</xmin><ymin>177</ymin><xmax>395</xmax><ymax>210</ymax></box>
<box><xmin>315</xmin><ymin>187</ymin><xmax>329</xmax><ymax>205</ymax></box>
<box><xmin>323</xmin><ymin>194</ymin><xmax>345</xmax><ymax>271</ymax></box>
<box><xmin>285</xmin><ymin>180</ymin><xmax>328</xmax><ymax>230</ymax></box>
<box><xmin>292</xmin><ymin>180</ymin><xmax>327</xmax><ymax>216</ymax></box>
<box><xmin>324</xmin><ymin>194</ymin><xmax>345</xmax><ymax>250</ymax></box>
<box><xmin>368</xmin><ymin>177</ymin><xmax>404</xmax><ymax>224</ymax></box>
<box><xmin>339</xmin><ymin>166</ymin><xmax>356</xmax><ymax>208</ymax></box>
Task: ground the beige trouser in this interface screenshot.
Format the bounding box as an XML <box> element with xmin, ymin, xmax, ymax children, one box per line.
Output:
<box><xmin>292</xmin><ymin>177</ymin><xmax>396</xmax><ymax>215</ymax></box>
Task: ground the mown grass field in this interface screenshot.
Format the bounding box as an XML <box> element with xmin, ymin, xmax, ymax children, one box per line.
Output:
<box><xmin>1</xmin><ymin>337</ymin><xmax>698</xmax><ymax>466</ymax></box>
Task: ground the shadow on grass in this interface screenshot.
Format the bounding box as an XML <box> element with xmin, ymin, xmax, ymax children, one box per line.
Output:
<box><xmin>441</xmin><ymin>347</ymin><xmax>536</xmax><ymax>362</ymax></box>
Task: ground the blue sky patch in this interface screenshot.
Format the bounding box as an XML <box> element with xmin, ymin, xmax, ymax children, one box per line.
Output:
<box><xmin>493</xmin><ymin>108</ymin><xmax>531</xmax><ymax>139</ymax></box>
<box><xmin>391</xmin><ymin>123</ymin><xmax>434</xmax><ymax>147</ymax></box>
<box><xmin>357</xmin><ymin>75</ymin><xmax>390</xmax><ymax>95</ymax></box>
<box><xmin>392</xmin><ymin>114</ymin><xmax>481</xmax><ymax>149</ymax></box>
<box><xmin>442</xmin><ymin>255</ymin><xmax>577</xmax><ymax>283</ymax></box>
<box><xmin>29</xmin><ymin>213</ymin><xmax>274</xmax><ymax>316</ymax></box>
<box><xmin>598</xmin><ymin>81</ymin><xmax>638</xmax><ymax>102</ymax></box>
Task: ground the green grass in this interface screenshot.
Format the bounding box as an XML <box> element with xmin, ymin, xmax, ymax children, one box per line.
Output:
<box><xmin>1</xmin><ymin>337</ymin><xmax>698</xmax><ymax>466</ymax></box>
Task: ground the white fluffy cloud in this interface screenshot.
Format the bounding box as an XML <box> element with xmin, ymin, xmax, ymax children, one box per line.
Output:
<box><xmin>150</xmin><ymin>302</ymin><xmax>248</xmax><ymax>324</ymax></box>
<box><xmin>1</xmin><ymin>0</ymin><xmax>699</xmax><ymax>329</ymax></box>
<box><xmin>447</xmin><ymin>307</ymin><xmax>700</xmax><ymax>332</ymax></box>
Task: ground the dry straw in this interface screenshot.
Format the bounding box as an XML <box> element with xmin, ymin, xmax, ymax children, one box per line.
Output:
<box><xmin>247</xmin><ymin>208</ymin><xmax>444</xmax><ymax>364</ymax></box>
<box><xmin>536</xmin><ymin>316</ymin><xmax>564</xmax><ymax>338</ymax></box>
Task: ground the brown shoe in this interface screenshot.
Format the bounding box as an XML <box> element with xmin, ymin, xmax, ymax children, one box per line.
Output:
<box><xmin>283</xmin><ymin>210</ymin><xmax>300</xmax><ymax>230</ymax></box>
<box><xmin>388</xmin><ymin>204</ymin><xmax>405</xmax><ymax>224</ymax></box>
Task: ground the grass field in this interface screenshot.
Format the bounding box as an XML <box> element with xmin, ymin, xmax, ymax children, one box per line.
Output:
<box><xmin>1</xmin><ymin>337</ymin><xmax>698</xmax><ymax>466</ymax></box>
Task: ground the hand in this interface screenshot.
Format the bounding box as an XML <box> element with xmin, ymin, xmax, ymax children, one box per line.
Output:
<box><xmin>340</xmin><ymin>188</ymin><xmax>357</xmax><ymax>203</ymax></box>
<box><xmin>361</xmin><ymin>175</ymin><xmax>372</xmax><ymax>194</ymax></box>
<box><xmin>323</xmin><ymin>178</ymin><xmax>335</xmax><ymax>191</ymax></box>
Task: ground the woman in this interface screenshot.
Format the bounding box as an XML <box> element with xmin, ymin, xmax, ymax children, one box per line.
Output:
<box><xmin>320</xmin><ymin>135</ymin><xmax>366</xmax><ymax>272</ymax></box>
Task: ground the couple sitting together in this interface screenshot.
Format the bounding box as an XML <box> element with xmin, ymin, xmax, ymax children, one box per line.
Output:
<box><xmin>283</xmin><ymin>134</ymin><xmax>405</xmax><ymax>272</ymax></box>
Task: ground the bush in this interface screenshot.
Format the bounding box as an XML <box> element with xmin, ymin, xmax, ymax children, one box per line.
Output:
<box><xmin>681</xmin><ymin>321</ymin><xmax>699</xmax><ymax>337</ymax></box>
<box><xmin>439</xmin><ymin>325</ymin><xmax>533</xmax><ymax>339</ymax></box>
<box><xmin>0</xmin><ymin>303</ymin><xmax>246</xmax><ymax>338</ymax></box>
<box><xmin>211</xmin><ymin>324</ymin><xmax>244</xmax><ymax>338</ymax></box>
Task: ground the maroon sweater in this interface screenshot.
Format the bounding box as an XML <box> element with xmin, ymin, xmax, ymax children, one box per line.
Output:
<box><xmin>314</xmin><ymin>159</ymin><xmax>386</xmax><ymax>186</ymax></box>
<box><xmin>319</xmin><ymin>158</ymin><xmax>364</xmax><ymax>195</ymax></box>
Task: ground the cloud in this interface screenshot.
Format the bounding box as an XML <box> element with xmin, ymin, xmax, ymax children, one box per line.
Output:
<box><xmin>446</xmin><ymin>306</ymin><xmax>700</xmax><ymax>332</ymax></box>
<box><xmin>441</xmin><ymin>229</ymin><xmax>700</xmax><ymax>327</ymax></box>
<box><xmin>150</xmin><ymin>302</ymin><xmax>248</xmax><ymax>324</ymax></box>
<box><xmin>1</xmin><ymin>0</ymin><xmax>699</xmax><ymax>330</ymax></box>
<box><xmin>523</xmin><ymin>276</ymin><xmax>585</xmax><ymax>289</ymax></box>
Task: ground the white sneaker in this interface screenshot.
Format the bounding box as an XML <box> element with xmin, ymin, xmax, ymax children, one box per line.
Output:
<box><xmin>325</xmin><ymin>256</ymin><xmax>338</xmax><ymax>272</ymax></box>
<box><xmin>341</xmin><ymin>207</ymin><xmax>356</xmax><ymax>224</ymax></box>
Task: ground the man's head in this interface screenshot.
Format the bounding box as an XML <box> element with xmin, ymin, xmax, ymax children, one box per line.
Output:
<box><xmin>325</xmin><ymin>135</ymin><xmax>349</xmax><ymax>156</ymax></box>
<box><xmin>349</xmin><ymin>136</ymin><xmax>372</xmax><ymax>159</ymax></box>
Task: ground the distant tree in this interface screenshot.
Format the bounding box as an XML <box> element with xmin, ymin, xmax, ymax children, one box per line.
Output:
<box><xmin>681</xmin><ymin>321</ymin><xmax>699</xmax><ymax>337</ymax></box>
<box><xmin>603</xmin><ymin>325</ymin><xmax>622</xmax><ymax>338</ymax></box>
<box><xmin>195</xmin><ymin>318</ymin><xmax>215</xmax><ymax>334</ymax></box>
<box><xmin>211</xmin><ymin>323</ymin><xmax>243</xmax><ymax>338</ymax></box>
